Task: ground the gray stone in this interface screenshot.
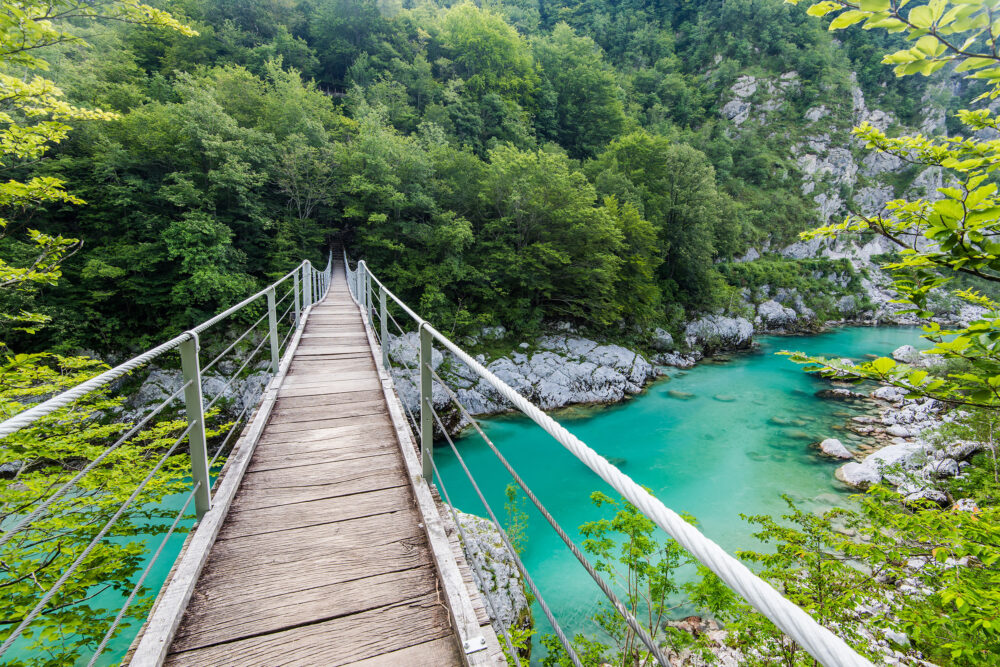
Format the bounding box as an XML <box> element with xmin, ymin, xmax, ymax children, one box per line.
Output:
<box><xmin>650</xmin><ymin>328</ymin><xmax>674</xmax><ymax>351</ymax></box>
<box><xmin>451</xmin><ymin>509</ymin><xmax>529</xmax><ymax>633</ymax></box>
<box><xmin>721</xmin><ymin>99</ymin><xmax>751</xmax><ymax>126</ymax></box>
<box><xmin>756</xmin><ymin>299</ymin><xmax>797</xmax><ymax>329</ymax></box>
<box><xmin>684</xmin><ymin>315</ymin><xmax>754</xmax><ymax>351</ymax></box>
<box><xmin>482</xmin><ymin>325</ymin><xmax>506</xmax><ymax>340</ymax></box>
<box><xmin>819</xmin><ymin>438</ymin><xmax>853</xmax><ymax>459</ymax></box>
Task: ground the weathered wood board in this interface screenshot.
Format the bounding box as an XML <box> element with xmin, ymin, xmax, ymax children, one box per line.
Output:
<box><xmin>162</xmin><ymin>260</ymin><xmax>469</xmax><ymax>666</ymax></box>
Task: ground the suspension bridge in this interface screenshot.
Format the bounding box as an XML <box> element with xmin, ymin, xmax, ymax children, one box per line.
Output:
<box><xmin>0</xmin><ymin>252</ymin><xmax>873</xmax><ymax>666</ymax></box>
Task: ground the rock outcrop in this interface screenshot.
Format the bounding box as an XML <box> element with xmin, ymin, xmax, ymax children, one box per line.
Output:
<box><xmin>683</xmin><ymin>315</ymin><xmax>753</xmax><ymax>352</ymax></box>
<box><xmin>450</xmin><ymin>509</ymin><xmax>530</xmax><ymax>634</ymax></box>
<box><xmin>388</xmin><ymin>333</ymin><xmax>657</xmax><ymax>421</ymax></box>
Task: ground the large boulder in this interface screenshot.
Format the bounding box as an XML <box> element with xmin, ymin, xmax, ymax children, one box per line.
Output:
<box><xmin>756</xmin><ymin>300</ymin><xmax>797</xmax><ymax>329</ymax></box>
<box><xmin>684</xmin><ymin>316</ymin><xmax>754</xmax><ymax>352</ymax></box>
<box><xmin>650</xmin><ymin>328</ymin><xmax>674</xmax><ymax>351</ymax></box>
<box><xmin>819</xmin><ymin>438</ymin><xmax>852</xmax><ymax>459</ymax></box>
<box><xmin>836</xmin><ymin>441</ymin><xmax>924</xmax><ymax>488</ymax></box>
<box><xmin>450</xmin><ymin>509</ymin><xmax>530</xmax><ymax>634</ymax></box>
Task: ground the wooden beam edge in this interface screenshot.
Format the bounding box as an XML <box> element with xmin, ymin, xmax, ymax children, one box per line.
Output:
<box><xmin>351</xmin><ymin>283</ymin><xmax>502</xmax><ymax>666</ymax></box>
<box><xmin>126</xmin><ymin>301</ymin><xmax>318</xmax><ymax>666</ymax></box>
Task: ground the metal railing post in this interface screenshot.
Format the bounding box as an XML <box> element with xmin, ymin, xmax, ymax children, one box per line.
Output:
<box><xmin>179</xmin><ymin>334</ymin><xmax>212</xmax><ymax>519</ymax></box>
<box><xmin>293</xmin><ymin>269</ymin><xmax>301</xmax><ymax>326</ymax></box>
<box><xmin>380</xmin><ymin>287</ymin><xmax>389</xmax><ymax>369</ymax></box>
<box><xmin>266</xmin><ymin>287</ymin><xmax>280</xmax><ymax>373</ymax></box>
<box><xmin>304</xmin><ymin>262</ymin><xmax>313</xmax><ymax>306</ymax></box>
<box><xmin>419</xmin><ymin>324</ymin><xmax>433</xmax><ymax>482</ymax></box>
<box><xmin>363</xmin><ymin>270</ymin><xmax>370</xmax><ymax>323</ymax></box>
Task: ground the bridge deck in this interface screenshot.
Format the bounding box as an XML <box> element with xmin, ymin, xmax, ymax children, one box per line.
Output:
<box><xmin>162</xmin><ymin>262</ymin><xmax>468</xmax><ymax>666</ymax></box>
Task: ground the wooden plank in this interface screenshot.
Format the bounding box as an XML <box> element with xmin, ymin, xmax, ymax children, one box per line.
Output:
<box><xmin>171</xmin><ymin>566</ymin><xmax>441</xmax><ymax>653</ymax></box>
<box><xmin>236</xmin><ymin>455</ymin><xmax>405</xmax><ymax>510</ymax></box>
<box><xmin>218</xmin><ymin>485</ymin><xmax>412</xmax><ymax>541</ymax></box>
<box><xmin>256</xmin><ymin>418</ymin><xmax>396</xmax><ymax>445</ymax></box>
<box><xmin>343</xmin><ymin>637</ymin><xmax>463</xmax><ymax>667</ymax></box>
<box><xmin>273</xmin><ymin>389</ymin><xmax>385</xmax><ymax>410</ymax></box>
<box><xmin>190</xmin><ymin>513</ymin><xmax>431</xmax><ymax>601</ymax></box>
<box><xmin>281</xmin><ymin>370</ymin><xmax>376</xmax><ymax>385</ymax></box>
<box><xmin>277</xmin><ymin>377</ymin><xmax>382</xmax><ymax>397</ymax></box>
<box><xmin>164</xmin><ymin>592</ymin><xmax>455</xmax><ymax>667</ymax></box>
<box><xmin>267</xmin><ymin>408</ymin><xmax>388</xmax><ymax>431</ymax></box>
<box><xmin>269</xmin><ymin>399</ymin><xmax>386</xmax><ymax>424</ymax></box>
<box><xmin>246</xmin><ymin>444</ymin><xmax>391</xmax><ymax>474</ymax></box>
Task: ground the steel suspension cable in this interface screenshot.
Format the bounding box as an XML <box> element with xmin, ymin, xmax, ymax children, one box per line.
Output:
<box><xmin>427</xmin><ymin>365</ymin><xmax>670</xmax><ymax>666</ymax></box>
<box><xmin>0</xmin><ymin>378</ymin><xmax>193</xmax><ymax>551</ymax></box>
<box><xmin>427</xmin><ymin>402</ymin><xmax>583</xmax><ymax>667</ymax></box>
<box><xmin>203</xmin><ymin>332</ymin><xmax>271</xmax><ymax>413</ymax></box>
<box><xmin>86</xmin><ymin>483</ymin><xmax>200</xmax><ymax>666</ymax></box>
<box><xmin>352</xmin><ymin>257</ymin><xmax>872</xmax><ymax>667</ymax></box>
<box><xmin>0</xmin><ymin>419</ymin><xmax>196</xmax><ymax>656</ymax></box>
<box><xmin>427</xmin><ymin>454</ymin><xmax>522</xmax><ymax>667</ymax></box>
<box><xmin>201</xmin><ymin>310</ymin><xmax>269</xmax><ymax>376</ymax></box>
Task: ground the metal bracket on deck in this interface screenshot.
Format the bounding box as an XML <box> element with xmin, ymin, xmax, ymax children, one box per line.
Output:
<box><xmin>461</xmin><ymin>632</ymin><xmax>489</xmax><ymax>655</ymax></box>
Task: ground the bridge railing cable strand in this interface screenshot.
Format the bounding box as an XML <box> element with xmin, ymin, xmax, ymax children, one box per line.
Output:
<box><xmin>0</xmin><ymin>253</ymin><xmax>332</xmax><ymax>663</ymax></box>
<box><xmin>344</xmin><ymin>251</ymin><xmax>872</xmax><ymax>667</ymax></box>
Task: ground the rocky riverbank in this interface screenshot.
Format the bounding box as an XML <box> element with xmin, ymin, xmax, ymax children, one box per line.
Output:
<box><xmin>447</xmin><ymin>509</ymin><xmax>531</xmax><ymax>642</ymax></box>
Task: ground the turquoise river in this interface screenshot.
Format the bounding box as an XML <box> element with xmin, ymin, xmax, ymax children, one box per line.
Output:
<box><xmin>434</xmin><ymin>326</ymin><xmax>924</xmax><ymax>658</ymax></box>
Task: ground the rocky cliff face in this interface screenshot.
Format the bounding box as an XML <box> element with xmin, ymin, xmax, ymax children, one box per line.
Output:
<box><xmin>718</xmin><ymin>70</ymin><xmax>950</xmax><ymax>226</ymax></box>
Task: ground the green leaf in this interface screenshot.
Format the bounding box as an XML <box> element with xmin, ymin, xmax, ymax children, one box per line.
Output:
<box><xmin>806</xmin><ymin>1</ymin><xmax>841</xmax><ymax>16</ymax></box>
<box><xmin>909</xmin><ymin>5</ymin><xmax>934</xmax><ymax>28</ymax></box>
<box><xmin>871</xmin><ymin>357</ymin><xmax>897</xmax><ymax>374</ymax></box>
<box><xmin>859</xmin><ymin>0</ymin><xmax>889</xmax><ymax>10</ymax></box>
<box><xmin>829</xmin><ymin>9</ymin><xmax>869</xmax><ymax>29</ymax></box>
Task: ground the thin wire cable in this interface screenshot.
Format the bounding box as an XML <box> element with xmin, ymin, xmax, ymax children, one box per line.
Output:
<box><xmin>0</xmin><ymin>420</ymin><xmax>195</xmax><ymax>657</ymax></box>
<box><xmin>429</xmin><ymin>366</ymin><xmax>669</xmax><ymax>665</ymax></box>
<box><xmin>86</xmin><ymin>483</ymin><xmax>200</xmax><ymax>666</ymax></box>
<box><xmin>428</xmin><ymin>454</ymin><xmax>522</xmax><ymax>667</ymax></box>
<box><xmin>1</xmin><ymin>261</ymin><xmax>308</xmax><ymax>439</ymax></box>
<box><xmin>427</xmin><ymin>402</ymin><xmax>582</xmax><ymax>667</ymax></box>
<box><xmin>203</xmin><ymin>333</ymin><xmax>270</xmax><ymax>413</ymax></box>
<box><xmin>201</xmin><ymin>310</ymin><xmax>269</xmax><ymax>376</ymax></box>
<box><xmin>0</xmin><ymin>378</ymin><xmax>193</xmax><ymax>551</ymax></box>
<box><xmin>209</xmin><ymin>400</ymin><xmax>252</xmax><ymax>468</ymax></box>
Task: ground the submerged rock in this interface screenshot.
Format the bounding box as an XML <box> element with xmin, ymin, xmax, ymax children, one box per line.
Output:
<box><xmin>667</xmin><ymin>389</ymin><xmax>695</xmax><ymax>400</ymax></box>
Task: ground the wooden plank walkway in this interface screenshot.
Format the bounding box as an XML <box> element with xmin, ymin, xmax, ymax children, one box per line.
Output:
<box><xmin>162</xmin><ymin>260</ymin><xmax>472</xmax><ymax>666</ymax></box>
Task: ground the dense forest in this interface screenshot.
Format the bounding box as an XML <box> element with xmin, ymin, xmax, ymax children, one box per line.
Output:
<box><xmin>0</xmin><ymin>0</ymin><xmax>955</xmax><ymax>354</ymax></box>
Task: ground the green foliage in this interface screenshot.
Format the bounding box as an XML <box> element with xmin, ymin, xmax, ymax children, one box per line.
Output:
<box><xmin>504</xmin><ymin>482</ymin><xmax>529</xmax><ymax>556</ymax></box>
<box><xmin>542</xmin><ymin>492</ymin><xmax>689</xmax><ymax>667</ymax></box>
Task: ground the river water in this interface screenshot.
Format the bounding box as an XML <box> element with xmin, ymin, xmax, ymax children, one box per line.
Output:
<box><xmin>434</xmin><ymin>326</ymin><xmax>923</xmax><ymax>655</ymax></box>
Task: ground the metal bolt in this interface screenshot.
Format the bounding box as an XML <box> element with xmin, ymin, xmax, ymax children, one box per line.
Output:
<box><xmin>463</xmin><ymin>642</ymin><xmax>469</xmax><ymax>649</ymax></box>
<box><xmin>480</xmin><ymin>637</ymin><xmax>486</xmax><ymax>645</ymax></box>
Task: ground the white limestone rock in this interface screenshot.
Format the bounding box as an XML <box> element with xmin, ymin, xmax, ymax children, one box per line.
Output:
<box><xmin>650</xmin><ymin>327</ymin><xmax>674</xmax><ymax>351</ymax></box>
<box><xmin>450</xmin><ymin>509</ymin><xmax>529</xmax><ymax>634</ymax></box>
<box><xmin>819</xmin><ymin>438</ymin><xmax>853</xmax><ymax>459</ymax></box>
<box><xmin>836</xmin><ymin>441</ymin><xmax>924</xmax><ymax>488</ymax></box>
<box><xmin>684</xmin><ymin>315</ymin><xmax>754</xmax><ymax>351</ymax></box>
<box><xmin>756</xmin><ymin>299</ymin><xmax>797</xmax><ymax>329</ymax></box>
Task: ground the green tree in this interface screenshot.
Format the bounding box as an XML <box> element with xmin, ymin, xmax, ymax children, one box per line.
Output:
<box><xmin>477</xmin><ymin>143</ymin><xmax>623</xmax><ymax>327</ymax></box>
<box><xmin>541</xmin><ymin>492</ymin><xmax>690</xmax><ymax>667</ymax></box>
<box><xmin>533</xmin><ymin>22</ymin><xmax>625</xmax><ymax>159</ymax></box>
<box><xmin>591</xmin><ymin>131</ymin><xmax>738</xmax><ymax>307</ymax></box>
